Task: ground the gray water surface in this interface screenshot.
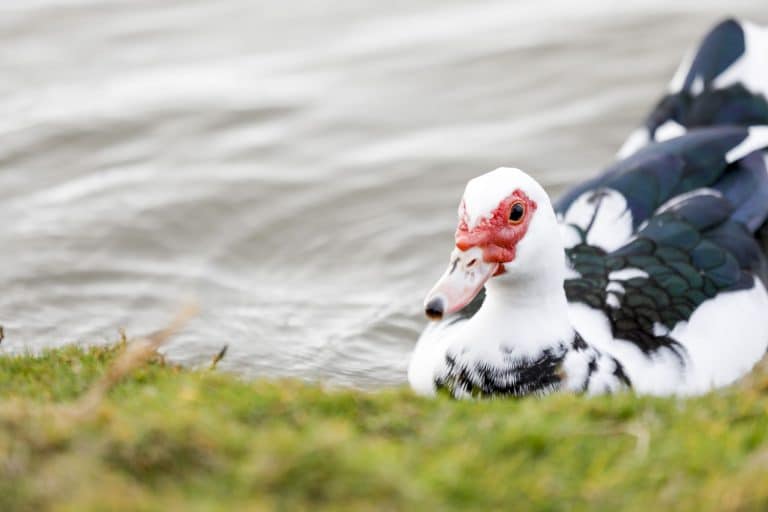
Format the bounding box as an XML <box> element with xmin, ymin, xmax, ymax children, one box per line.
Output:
<box><xmin>2</xmin><ymin>1</ymin><xmax>766</xmax><ymax>388</ymax></box>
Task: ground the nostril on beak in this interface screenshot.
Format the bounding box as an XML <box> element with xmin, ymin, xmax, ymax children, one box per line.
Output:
<box><xmin>467</xmin><ymin>258</ymin><xmax>477</xmax><ymax>268</ymax></box>
<box><xmin>425</xmin><ymin>297</ymin><xmax>444</xmax><ymax>320</ymax></box>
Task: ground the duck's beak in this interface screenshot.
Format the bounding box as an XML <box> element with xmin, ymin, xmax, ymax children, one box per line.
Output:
<box><xmin>424</xmin><ymin>246</ymin><xmax>498</xmax><ymax>321</ymax></box>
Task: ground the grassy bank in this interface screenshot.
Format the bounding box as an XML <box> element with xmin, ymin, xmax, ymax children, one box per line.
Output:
<box><xmin>1</xmin><ymin>341</ymin><xmax>768</xmax><ymax>511</ymax></box>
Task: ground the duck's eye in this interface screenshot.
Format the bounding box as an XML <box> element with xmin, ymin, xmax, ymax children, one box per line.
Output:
<box><xmin>508</xmin><ymin>202</ymin><xmax>525</xmax><ymax>224</ymax></box>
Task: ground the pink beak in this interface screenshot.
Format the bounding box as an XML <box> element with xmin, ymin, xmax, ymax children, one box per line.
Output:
<box><xmin>424</xmin><ymin>247</ymin><xmax>498</xmax><ymax>320</ymax></box>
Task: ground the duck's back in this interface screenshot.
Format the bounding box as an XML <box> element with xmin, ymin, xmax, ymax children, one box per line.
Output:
<box><xmin>555</xmin><ymin>19</ymin><xmax>768</xmax><ymax>394</ymax></box>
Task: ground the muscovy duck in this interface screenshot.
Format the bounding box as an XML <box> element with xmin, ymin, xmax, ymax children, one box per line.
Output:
<box><xmin>409</xmin><ymin>18</ymin><xmax>768</xmax><ymax>398</ymax></box>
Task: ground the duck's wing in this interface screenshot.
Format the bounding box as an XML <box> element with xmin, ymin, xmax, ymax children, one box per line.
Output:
<box><xmin>554</xmin><ymin>126</ymin><xmax>768</xmax><ymax>251</ymax></box>
<box><xmin>618</xmin><ymin>18</ymin><xmax>768</xmax><ymax>158</ymax></box>
<box><xmin>557</xmin><ymin>17</ymin><xmax>768</xmax><ymax>363</ymax></box>
<box><xmin>565</xmin><ymin>188</ymin><xmax>768</xmax><ymax>357</ymax></box>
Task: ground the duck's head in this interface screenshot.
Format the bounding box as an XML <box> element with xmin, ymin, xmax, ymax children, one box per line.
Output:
<box><xmin>424</xmin><ymin>167</ymin><xmax>563</xmax><ymax>320</ymax></box>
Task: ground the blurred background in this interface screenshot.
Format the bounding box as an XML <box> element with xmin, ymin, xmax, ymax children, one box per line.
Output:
<box><xmin>1</xmin><ymin>1</ymin><xmax>766</xmax><ymax>388</ymax></box>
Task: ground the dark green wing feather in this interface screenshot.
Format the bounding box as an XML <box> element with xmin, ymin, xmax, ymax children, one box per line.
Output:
<box><xmin>565</xmin><ymin>192</ymin><xmax>767</xmax><ymax>355</ymax></box>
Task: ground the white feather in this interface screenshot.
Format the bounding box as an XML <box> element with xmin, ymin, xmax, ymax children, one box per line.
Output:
<box><xmin>568</xmin><ymin>302</ymin><xmax>688</xmax><ymax>395</ymax></box>
<box><xmin>672</xmin><ymin>278</ymin><xmax>768</xmax><ymax>392</ymax></box>
<box><xmin>559</xmin><ymin>222</ymin><xmax>583</xmax><ymax>250</ymax></box>
<box><xmin>608</xmin><ymin>268</ymin><xmax>649</xmax><ymax>281</ymax></box>
<box><xmin>617</xmin><ymin>128</ymin><xmax>650</xmax><ymax>159</ymax></box>
<box><xmin>562</xmin><ymin>189</ymin><xmax>633</xmax><ymax>252</ymax></box>
<box><xmin>713</xmin><ymin>21</ymin><xmax>768</xmax><ymax>97</ymax></box>
<box><xmin>668</xmin><ymin>49</ymin><xmax>694</xmax><ymax>94</ymax></box>
<box><xmin>655</xmin><ymin>120</ymin><xmax>686</xmax><ymax>141</ymax></box>
<box><xmin>725</xmin><ymin>126</ymin><xmax>768</xmax><ymax>163</ymax></box>
<box><xmin>656</xmin><ymin>188</ymin><xmax>722</xmax><ymax>213</ymax></box>
<box><xmin>690</xmin><ymin>75</ymin><xmax>704</xmax><ymax>96</ymax></box>
<box><xmin>408</xmin><ymin>317</ymin><xmax>461</xmax><ymax>396</ymax></box>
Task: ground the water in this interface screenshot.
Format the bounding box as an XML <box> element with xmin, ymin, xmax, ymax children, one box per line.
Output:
<box><xmin>1</xmin><ymin>1</ymin><xmax>765</xmax><ymax>388</ymax></box>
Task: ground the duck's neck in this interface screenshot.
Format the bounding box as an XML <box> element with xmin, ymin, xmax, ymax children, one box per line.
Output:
<box><xmin>440</xmin><ymin>267</ymin><xmax>632</xmax><ymax>397</ymax></box>
<box><xmin>469</xmin><ymin>275</ymin><xmax>574</xmax><ymax>354</ymax></box>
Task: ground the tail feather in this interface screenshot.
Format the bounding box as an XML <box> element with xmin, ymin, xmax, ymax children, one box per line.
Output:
<box><xmin>557</xmin><ymin>20</ymin><xmax>768</xmax><ymax>249</ymax></box>
<box><xmin>619</xmin><ymin>19</ymin><xmax>768</xmax><ymax>159</ymax></box>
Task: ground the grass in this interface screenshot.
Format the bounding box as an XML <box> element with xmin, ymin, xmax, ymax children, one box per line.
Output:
<box><xmin>1</xmin><ymin>340</ymin><xmax>768</xmax><ymax>511</ymax></box>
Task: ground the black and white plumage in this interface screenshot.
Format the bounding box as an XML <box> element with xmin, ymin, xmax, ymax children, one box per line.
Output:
<box><xmin>409</xmin><ymin>19</ymin><xmax>768</xmax><ymax>399</ymax></box>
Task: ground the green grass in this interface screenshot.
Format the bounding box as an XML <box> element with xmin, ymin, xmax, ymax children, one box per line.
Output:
<box><xmin>1</xmin><ymin>343</ymin><xmax>768</xmax><ymax>511</ymax></box>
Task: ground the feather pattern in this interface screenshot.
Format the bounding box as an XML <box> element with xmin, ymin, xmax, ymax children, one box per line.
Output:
<box><xmin>564</xmin><ymin>194</ymin><xmax>767</xmax><ymax>358</ymax></box>
<box><xmin>409</xmin><ymin>18</ymin><xmax>768</xmax><ymax>399</ymax></box>
<box><xmin>559</xmin><ymin>127</ymin><xmax>756</xmax><ymax>235</ymax></box>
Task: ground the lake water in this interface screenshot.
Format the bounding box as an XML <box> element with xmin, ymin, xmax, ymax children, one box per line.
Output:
<box><xmin>1</xmin><ymin>1</ymin><xmax>765</xmax><ymax>388</ymax></box>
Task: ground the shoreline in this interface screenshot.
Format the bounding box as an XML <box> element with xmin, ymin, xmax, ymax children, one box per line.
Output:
<box><xmin>0</xmin><ymin>341</ymin><xmax>766</xmax><ymax>510</ymax></box>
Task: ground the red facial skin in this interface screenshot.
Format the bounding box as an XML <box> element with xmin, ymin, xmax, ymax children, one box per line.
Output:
<box><xmin>455</xmin><ymin>189</ymin><xmax>537</xmax><ymax>275</ymax></box>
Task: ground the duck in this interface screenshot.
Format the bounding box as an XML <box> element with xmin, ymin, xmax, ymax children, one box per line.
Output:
<box><xmin>408</xmin><ymin>18</ymin><xmax>768</xmax><ymax>398</ymax></box>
